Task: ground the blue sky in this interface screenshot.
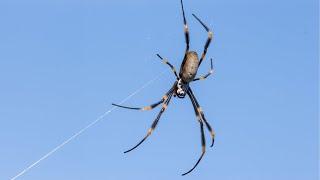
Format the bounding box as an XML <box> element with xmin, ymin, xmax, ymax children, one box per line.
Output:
<box><xmin>0</xmin><ymin>0</ymin><xmax>318</xmax><ymax>179</ymax></box>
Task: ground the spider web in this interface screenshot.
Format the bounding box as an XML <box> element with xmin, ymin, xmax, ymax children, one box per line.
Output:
<box><xmin>10</xmin><ymin>70</ymin><xmax>167</xmax><ymax>180</ymax></box>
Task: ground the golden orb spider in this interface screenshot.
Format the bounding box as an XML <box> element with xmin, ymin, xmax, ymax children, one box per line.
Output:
<box><xmin>112</xmin><ymin>0</ymin><xmax>215</xmax><ymax>176</ymax></box>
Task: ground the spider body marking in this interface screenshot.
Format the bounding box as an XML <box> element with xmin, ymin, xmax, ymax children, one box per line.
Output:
<box><xmin>112</xmin><ymin>0</ymin><xmax>215</xmax><ymax>176</ymax></box>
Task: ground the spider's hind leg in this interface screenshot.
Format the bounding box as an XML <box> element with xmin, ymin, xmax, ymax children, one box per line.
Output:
<box><xmin>193</xmin><ymin>58</ymin><xmax>214</xmax><ymax>82</ymax></box>
<box><xmin>192</xmin><ymin>14</ymin><xmax>213</xmax><ymax>66</ymax></box>
<box><xmin>156</xmin><ymin>54</ymin><xmax>179</xmax><ymax>80</ymax></box>
<box><xmin>180</xmin><ymin>0</ymin><xmax>190</xmax><ymax>53</ymax></box>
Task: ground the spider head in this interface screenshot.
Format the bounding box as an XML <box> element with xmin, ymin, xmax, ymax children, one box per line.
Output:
<box><xmin>176</xmin><ymin>79</ymin><xmax>187</xmax><ymax>98</ymax></box>
<box><xmin>176</xmin><ymin>88</ymin><xmax>186</xmax><ymax>98</ymax></box>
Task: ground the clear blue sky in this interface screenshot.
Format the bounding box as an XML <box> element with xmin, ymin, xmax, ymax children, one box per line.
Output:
<box><xmin>0</xmin><ymin>0</ymin><xmax>318</xmax><ymax>179</ymax></box>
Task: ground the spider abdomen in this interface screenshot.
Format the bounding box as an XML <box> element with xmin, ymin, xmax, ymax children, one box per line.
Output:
<box><xmin>179</xmin><ymin>51</ymin><xmax>199</xmax><ymax>83</ymax></box>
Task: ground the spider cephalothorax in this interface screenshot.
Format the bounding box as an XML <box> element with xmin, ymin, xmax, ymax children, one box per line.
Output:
<box><xmin>112</xmin><ymin>0</ymin><xmax>215</xmax><ymax>176</ymax></box>
<box><xmin>176</xmin><ymin>79</ymin><xmax>188</xmax><ymax>98</ymax></box>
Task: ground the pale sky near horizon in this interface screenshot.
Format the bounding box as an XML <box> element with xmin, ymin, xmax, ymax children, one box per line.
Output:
<box><xmin>0</xmin><ymin>0</ymin><xmax>318</xmax><ymax>179</ymax></box>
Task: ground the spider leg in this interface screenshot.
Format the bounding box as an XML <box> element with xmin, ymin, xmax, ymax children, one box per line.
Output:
<box><xmin>193</xmin><ymin>58</ymin><xmax>213</xmax><ymax>82</ymax></box>
<box><xmin>188</xmin><ymin>88</ymin><xmax>215</xmax><ymax>147</ymax></box>
<box><xmin>112</xmin><ymin>100</ymin><xmax>163</xmax><ymax>111</ymax></box>
<box><xmin>192</xmin><ymin>14</ymin><xmax>213</xmax><ymax>67</ymax></box>
<box><xmin>124</xmin><ymin>92</ymin><xmax>174</xmax><ymax>153</ymax></box>
<box><xmin>156</xmin><ymin>54</ymin><xmax>179</xmax><ymax>79</ymax></box>
<box><xmin>180</xmin><ymin>0</ymin><xmax>190</xmax><ymax>53</ymax></box>
<box><xmin>112</xmin><ymin>84</ymin><xmax>175</xmax><ymax>111</ymax></box>
<box><xmin>182</xmin><ymin>118</ymin><xmax>206</xmax><ymax>176</ymax></box>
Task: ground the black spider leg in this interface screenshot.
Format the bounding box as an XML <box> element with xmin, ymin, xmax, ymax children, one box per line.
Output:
<box><xmin>180</xmin><ymin>0</ymin><xmax>190</xmax><ymax>54</ymax></box>
<box><xmin>124</xmin><ymin>91</ymin><xmax>174</xmax><ymax>153</ymax></box>
<box><xmin>193</xmin><ymin>58</ymin><xmax>213</xmax><ymax>82</ymax></box>
<box><xmin>112</xmin><ymin>83</ymin><xmax>176</xmax><ymax>111</ymax></box>
<box><xmin>112</xmin><ymin>101</ymin><xmax>162</xmax><ymax>111</ymax></box>
<box><xmin>182</xmin><ymin>91</ymin><xmax>206</xmax><ymax>176</ymax></box>
<box><xmin>179</xmin><ymin>0</ymin><xmax>191</xmax><ymax>75</ymax></box>
<box><xmin>156</xmin><ymin>54</ymin><xmax>179</xmax><ymax>80</ymax></box>
<box><xmin>188</xmin><ymin>87</ymin><xmax>215</xmax><ymax>147</ymax></box>
<box><xmin>192</xmin><ymin>14</ymin><xmax>213</xmax><ymax>67</ymax></box>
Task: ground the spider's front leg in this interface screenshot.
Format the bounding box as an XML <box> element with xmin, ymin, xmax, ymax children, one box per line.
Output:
<box><xmin>112</xmin><ymin>83</ymin><xmax>176</xmax><ymax>111</ymax></box>
<box><xmin>188</xmin><ymin>88</ymin><xmax>215</xmax><ymax>147</ymax></box>
<box><xmin>124</xmin><ymin>91</ymin><xmax>174</xmax><ymax>153</ymax></box>
<box><xmin>182</xmin><ymin>118</ymin><xmax>206</xmax><ymax>176</ymax></box>
<box><xmin>112</xmin><ymin>82</ymin><xmax>178</xmax><ymax>153</ymax></box>
<box><xmin>181</xmin><ymin>87</ymin><xmax>215</xmax><ymax>175</ymax></box>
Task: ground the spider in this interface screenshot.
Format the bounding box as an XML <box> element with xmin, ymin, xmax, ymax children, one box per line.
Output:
<box><xmin>112</xmin><ymin>0</ymin><xmax>215</xmax><ymax>176</ymax></box>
